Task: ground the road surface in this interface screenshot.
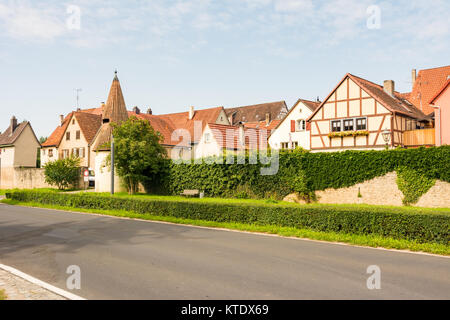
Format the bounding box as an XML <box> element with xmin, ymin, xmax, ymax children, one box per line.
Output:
<box><xmin>0</xmin><ymin>203</ymin><xmax>448</xmax><ymax>299</ymax></box>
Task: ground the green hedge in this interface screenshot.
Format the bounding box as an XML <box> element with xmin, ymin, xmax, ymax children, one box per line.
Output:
<box><xmin>167</xmin><ymin>146</ymin><xmax>450</xmax><ymax>199</ymax></box>
<box><xmin>7</xmin><ymin>191</ymin><xmax>450</xmax><ymax>245</ymax></box>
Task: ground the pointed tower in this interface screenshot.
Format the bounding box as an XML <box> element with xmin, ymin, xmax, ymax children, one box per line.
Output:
<box><xmin>102</xmin><ymin>71</ymin><xmax>129</xmax><ymax>124</ymax></box>
<box><xmin>92</xmin><ymin>71</ymin><xmax>129</xmax><ymax>152</ymax></box>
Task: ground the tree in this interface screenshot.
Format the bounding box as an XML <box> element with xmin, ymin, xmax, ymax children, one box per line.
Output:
<box><xmin>111</xmin><ymin>116</ymin><xmax>167</xmax><ymax>194</ymax></box>
<box><xmin>44</xmin><ymin>157</ymin><xmax>81</xmax><ymax>190</ymax></box>
<box><xmin>36</xmin><ymin>136</ymin><xmax>47</xmax><ymax>168</ymax></box>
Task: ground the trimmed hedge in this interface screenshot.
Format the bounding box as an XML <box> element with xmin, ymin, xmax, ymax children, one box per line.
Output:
<box><xmin>7</xmin><ymin>191</ymin><xmax>450</xmax><ymax>245</ymax></box>
<box><xmin>167</xmin><ymin>146</ymin><xmax>450</xmax><ymax>199</ymax></box>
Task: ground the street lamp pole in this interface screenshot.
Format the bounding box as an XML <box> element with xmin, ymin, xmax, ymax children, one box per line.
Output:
<box><xmin>111</xmin><ymin>134</ymin><xmax>115</xmax><ymax>195</ymax></box>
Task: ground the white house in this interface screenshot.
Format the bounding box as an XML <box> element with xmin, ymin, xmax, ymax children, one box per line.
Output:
<box><xmin>268</xmin><ymin>99</ymin><xmax>320</xmax><ymax>150</ymax></box>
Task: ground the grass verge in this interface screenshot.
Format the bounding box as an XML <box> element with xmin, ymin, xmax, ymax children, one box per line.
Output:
<box><xmin>2</xmin><ymin>198</ymin><xmax>449</xmax><ymax>256</ymax></box>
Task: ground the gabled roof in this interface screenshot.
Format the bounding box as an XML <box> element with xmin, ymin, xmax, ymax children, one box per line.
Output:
<box><xmin>406</xmin><ymin>66</ymin><xmax>450</xmax><ymax>114</ymax></box>
<box><xmin>308</xmin><ymin>73</ymin><xmax>427</xmax><ymax>121</ymax></box>
<box><xmin>0</xmin><ymin>121</ymin><xmax>36</xmax><ymax>146</ymax></box>
<box><xmin>225</xmin><ymin>101</ymin><xmax>288</xmax><ymax>125</ymax></box>
<box><xmin>75</xmin><ymin>112</ymin><xmax>102</xmax><ymax>144</ymax></box>
<box><xmin>429</xmin><ymin>79</ymin><xmax>450</xmax><ymax>105</ymax></box>
<box><xmin>41</xmin><ymin>113</ymin><xmax>73</xmax><ymax>147</ymax></box>
<box><xmin>207</xmin><ymin>123</ymin><xmax>267</xmax><ymax>150</ymax></box>
<box><xmin>269</xmin><ymin>98</ymin><xmax>320</xmax><ymax>136</ymax></box>
<box><xmin>42</xmin><ymin>110</ymin><xmax>102</xmax><ymax>148</ymax></box>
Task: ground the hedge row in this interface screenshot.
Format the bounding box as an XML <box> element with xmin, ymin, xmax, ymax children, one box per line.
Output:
<box><xmin>167</xmin><ymin>146</ymin><xmax>450</xmax><ymax>199</ymax></box>
<box><xmin>7</xmin><ymin>191</ymin><xmax>450</xmax><ymax>245</ymax></box>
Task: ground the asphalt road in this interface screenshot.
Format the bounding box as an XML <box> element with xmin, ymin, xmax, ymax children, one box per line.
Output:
<box><xmin>0</xmin><ymin>203</ymin><xmax>449</xmax><ymax>300</ymax></box>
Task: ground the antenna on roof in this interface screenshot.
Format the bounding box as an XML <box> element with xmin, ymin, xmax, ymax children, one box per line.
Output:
<box><xmin>75</xmin><ymin>88</ymin><xmax>82</xmax><ymax>110</ymax></box>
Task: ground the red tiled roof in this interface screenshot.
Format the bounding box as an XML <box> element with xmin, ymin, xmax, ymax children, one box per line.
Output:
<box><xmin>407</xmin><ymin>66</ymin><xmax>450</xmax><ymax>115</ymax></box>
<box><xmin>42</xmin><ymin>107</ymin><xmax>103</xmax><ymax>148</ymax></box>
<box><xmin>243</xmin><ymin>119</ymin><xmax>281</xmax><ymax>131</ymax></box>
<box><xmin>128</xmin><ymin>106</ymin><xmax>225</xmax><ymax>147</ymax></box>
<box><xmin>75</xmin><ymin>112</ymin><xmax>102</xmax><ymax>144</ymax></box>
<box><xmin>208</xmin><ymin>123</ymin><xmax>268</xmax><ymax>150</ymax></box>
<box><xmin>429</xmin><ymin>79</ymin><xmax>450</xmax><ymax>105</ymax></box>
<box><xmin>41</xmin><ymin>113</ymin><xmax>73</xmax><ymax>147</ymax></box>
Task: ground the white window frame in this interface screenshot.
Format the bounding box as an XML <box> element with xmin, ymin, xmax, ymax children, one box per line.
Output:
<box><xmin>296</xmin><ymin>119</ymin><xmax>306</xmax><ymax>132</ymax></box>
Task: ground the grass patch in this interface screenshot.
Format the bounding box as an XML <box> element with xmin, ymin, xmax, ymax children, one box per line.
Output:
<box><xmin>3</xmin><ymin>198</ymin><xmax>449</xmax><ymax>256</ymax></box>
<box><xmin>0</xmin><ymin>289</ymin><xmax>7</xmax><ymax>300</ymax></box>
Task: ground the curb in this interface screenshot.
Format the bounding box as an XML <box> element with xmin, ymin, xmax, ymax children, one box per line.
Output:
<box><xmin>0</xmin><ymin>263</ymin><xmax>86</xmax><ymax>300</ymax></box>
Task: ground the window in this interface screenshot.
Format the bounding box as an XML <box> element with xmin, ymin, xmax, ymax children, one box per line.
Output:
<box><xmin>72</xmin><ymin>120</ymin><xmax>75</xmax><ymax>125</ymax></box>
<box><xmin>296</xmin><ymin>120</ymin><xmax>306</xmax><ymax>132</ymax></box>
<box><xmin>331</xmin><ymin>120</ymin><xmax>341</xmax><ymax>132</ymax></box>
<box><xmin>76</xmin><ymin>130</ymin><xmax>81</xmax><ymax>140</ymax></box>
<box><xmin>80</xmin><ymin>148</ymin><xmax>85</xmax><ymax>158</ymax></box>
<box><xmin>205</xmin><ymin>133</ymin><xmax>211</xmax><ymax>143</ymax></box>
<box><xmin>292</xmin><ymin>142</ymin><xmax>299</xmax><ymax>149</ymax></box>
<box><xmin>356</xmin><ymin>118</ymin><xmax>367</xmax><ymax>130</ymax></box>
<box><xmin>281</xmin><ymin>142</ymin><xmax>289</xmax><ymax>149</ymax></box>
<box><xmin>62</xmin><ymin>149</ymin><xmax>69</xmax><ymax>158</ymax></box>
<box><xmin>343</xmin><ymin>119</ymin><xmax>354</xmax><ymax>131</ymax></box>
<box><xmin>66</xmin><ymin>132</ymin><xmax>70</xmax><ymax>141</ymax></box>
<box><xmin>48</xmin><ymin>149</ymin><xmax>53</xmax><ymax>158</ymax></box>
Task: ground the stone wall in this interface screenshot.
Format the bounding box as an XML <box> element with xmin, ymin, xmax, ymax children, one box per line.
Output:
<box><xmin>0</xmin><ymin>167</ymin><xmax>51</xmax><ymax>189</ymax></box>
<box><xmin>284</xmin><ymin>172</ymin><xmax>450</xmax><ymax>208</ymax></box>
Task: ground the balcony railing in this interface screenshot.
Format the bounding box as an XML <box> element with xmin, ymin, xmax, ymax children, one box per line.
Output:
<box><xmin>403</xmin><ymin>128</ymin><xmax>435</xmax><ymax>147</ymax></box>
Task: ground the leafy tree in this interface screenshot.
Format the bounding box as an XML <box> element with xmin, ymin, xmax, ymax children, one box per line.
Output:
<box><xmin>44</xmin><ymin>157</ymin><xmax>81</xmax><ymax>190</ymax></box>
<box><xmin>36</xmin><ymin>136</ymin><xmax>47</xmax><ymax>168</ymax></box>
<box><xmin>111</xmin><ymin>116</ymin><xmax>167</xmax><ymax>194</ymax></box>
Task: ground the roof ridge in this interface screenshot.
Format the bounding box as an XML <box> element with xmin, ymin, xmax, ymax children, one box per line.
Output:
<box><xmin>418</xmin><ymin>65</ymin><xmax>450</xmax><ymax>72</ymax></box>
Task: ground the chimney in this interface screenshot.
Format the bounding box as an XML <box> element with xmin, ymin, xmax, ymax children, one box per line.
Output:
<box><xmin>412</xmin><ymin>69</ymin><xmax>417</xmax><ymax>85</ymax></box>
<box><xmin>132</xmin><ymin>106</ymin><xmax>140</xmax><ymax>114</ymax></box>
<box><xmin>60</xmin><ymin>115</ymin><xmax>64</xmax><ymax>126</ymax></box>
<box><xmin>10</xmin><ymin>116</ymin><xmax>17</xmax><ymax>135</ymax></box>
<box><xmin>265</xmin><ymin>113</ymin><xmax>271</xmax><ymax>125</ymax></box>
<box><xmin>189</xmin><ymin>106</ymin><xmax>195</xmax><ymax>120</ymax></box>
<box><xmin>147</xmin><ymin>108</ymin><xmax>152</xmax><ymax>115</ymax></box>
<box><xmin>383</xmin><ymin>80</ymin><xmax>395</xmax><ymax>96</ymax></box>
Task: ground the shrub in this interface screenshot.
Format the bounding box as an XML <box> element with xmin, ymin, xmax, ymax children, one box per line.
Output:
<box><xmin>43</xmin><ymin>157</ymin><xmax>81</xmax><ymax>190</ymax></box>
<box><xmin>166</xmin><ymin>146</ymin><xmax>450</xmax><ymax>200</ymax></box>
<box><xmin>7</xmin><ymin>191</ymin><xmax>450</xmax><ymax>245</ymax></box>
<box><xmin>397</xmin><ymin>166</ymin><xmax>436</xmax><ymax>206</ymax></box>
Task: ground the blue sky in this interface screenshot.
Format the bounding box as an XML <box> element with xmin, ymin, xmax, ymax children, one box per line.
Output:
<box><xmin>0</xmin><ymin>0</ymin><xmax>449</xmax><ymax>138</ymax></box>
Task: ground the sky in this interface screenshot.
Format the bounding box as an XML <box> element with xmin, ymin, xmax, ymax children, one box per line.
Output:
<box><xmin>0</xmin><ymin>0</ymin><xmax>449</xmax><ymax>138</ymax></box>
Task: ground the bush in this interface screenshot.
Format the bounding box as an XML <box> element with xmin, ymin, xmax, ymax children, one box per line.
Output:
<box><xmin>397</xmin><ymin>166</ymin><xmax>436</xmax><ymax>206</ymax></box>
<box><xmin>43</xmin><ymin>157</ymin><xmax>81</xmax><ymax>190</ymax></box>
<box><xmin>166</xmin><ymin>146</ymin><xmax>450</xmax><ymax>199</ymax></box>
<box><xmin>7</xmin><ymin>191</ymin><xmax>450</xmax><ymax>245</ymax></box>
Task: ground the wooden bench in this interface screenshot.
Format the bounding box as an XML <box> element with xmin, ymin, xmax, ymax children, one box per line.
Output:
<box><xmin>180</xmin><ymin>189</ymin><xmax>200</xmax><ymax>197</ymax></box>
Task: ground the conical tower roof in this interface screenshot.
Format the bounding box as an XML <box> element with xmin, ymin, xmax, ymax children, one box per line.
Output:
<box><xmin>102</xmin><ymin>71</ymin><xmax>129</xmax><ymax>124</ymax></box>
<box><xmin>92</xmin><ymin>71</ymin><xmax>129</xmax><ymax>151</ymax></box>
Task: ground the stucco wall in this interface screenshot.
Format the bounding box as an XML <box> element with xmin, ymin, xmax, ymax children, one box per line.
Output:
<box><xmin>284</xmin><ymin>172</ymin><xmax>450</xmax><ymax>208</ymax></box>
<box><xmin>434</xmin><ymin>87</ymin><xmax>450</xmax><ymax>146</ymax></box>
<box><xmin>269</xmin><ymin>101</ymin><xmax>313</xmax><ymax>150</ymax></box>
<box><xmin>94</xmin><ymin>151</ymin><xmax>126</xmax><ymax>193</ymax></box>
<box><xmin>0</xmin><ymin>167</ymin><xmax>51</xmax><ymax>189</ymax></box>
<box><xmin>13</xmin><ymin>125</ymin><xmax>40</xmax><ymax>168</ymax></box>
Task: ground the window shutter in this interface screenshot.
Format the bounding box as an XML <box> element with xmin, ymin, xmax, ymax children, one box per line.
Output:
<box><xmin>291</xmin><ymin>120</ymin><xmax>295</xmax><ymax>132</ymax></box>
<box><xmin>306</xmin><ymin>122</ymin><xmax>311</xmax><ymax>131</ymax></box>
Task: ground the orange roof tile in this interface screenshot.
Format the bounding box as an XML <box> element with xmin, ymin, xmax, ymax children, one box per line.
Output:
<box><xmin>407</xmin><ymin>66</ymin><xmax>450</xmax><ymax>115</ymax></box>
<box><xmin>429</xmin><ymin>79</ymin><xmax>450</xmax><ymax>105</ymax></box>
<box><xmin>208</xmin><ymin>123</ymin><xmax>268</xmax><ymax>150</ymax></box>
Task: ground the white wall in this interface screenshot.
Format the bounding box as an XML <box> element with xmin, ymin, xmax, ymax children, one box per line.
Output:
<box><xmin>94</xmin><ymin>151</ymin><xmax>126</xmax><ymax>193</ymax></box>
<box><xmin>194</xmin><ymin>125</ymin><xmax>223</xmax><ymax>159</ymax></box>
<box><xmin>269</xmin><ymin>101</ymin><xmax>313</xmax><ymax>150</ymax></box>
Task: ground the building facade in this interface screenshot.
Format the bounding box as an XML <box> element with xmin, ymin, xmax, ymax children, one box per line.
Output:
<box><xmin>307</xmin><ymin>74</ymin><xmax>428</xmax><ymax>152</ymax></box>
<box><xmin>269</xmin><ymin>99</ymin><xmax>320</xmax><ymax>150</ymax></box>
